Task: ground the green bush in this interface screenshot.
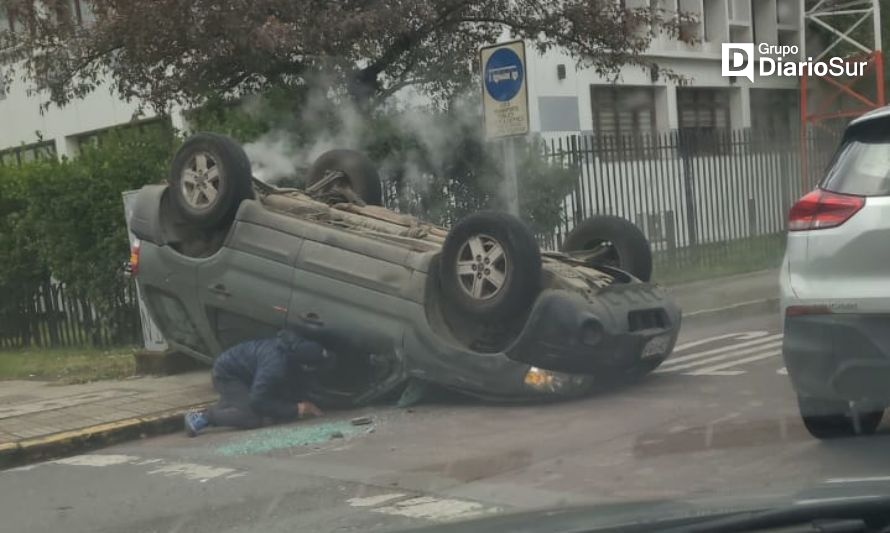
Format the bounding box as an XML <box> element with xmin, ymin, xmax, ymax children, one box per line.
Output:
<box><xmin>0</xmin><ymin>164</ymin><xmax>50</xmax><ymax>314</ymax></box>
<box><xmin>0</xmin><ymin>127</ymin><xmax>178</xmax><ymax>345</ymax></box>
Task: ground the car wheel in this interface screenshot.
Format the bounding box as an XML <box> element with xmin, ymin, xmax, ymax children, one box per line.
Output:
<box><xmin>440</xmin><ymin>211</ymin><xmax>542</xmax><ymax>321</ymax></box>
<box><xmin>169</xmin><ymin>132</ymin><xmax>254</xmax><ymax>229</ymax></box>
<box><xmin>798</xmin><ymin>396</ymin><xmax>883</xmax><ymax>439</ymax></box>
<box><xmin>561</xmin><ymin>215</ymin><xmax>653</xmax><ymax>281</ymax></box>
<box><xmin>307</xmin><ymin>149</ymin><xmax>383</xmax><ymax>206</ymax></box>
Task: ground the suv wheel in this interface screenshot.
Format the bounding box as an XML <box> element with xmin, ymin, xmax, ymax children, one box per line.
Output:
<box><xmin>561</xmin><ymin>215</ymin><xmax>653</xmax><ymax>281</ymax></box>
<box><xmin>440</xmin><ymin>211</ymin><xmax>541</xmax><ymax>321</ymax></box>
<box><xmin>307</xmin><ymin>149</ymin><xmax>383</xmax><ymax>206</ymax></box>
<box><xmin>798</xmin><ymin>396</ymin><xmax>883</xmax><ymax>439</ymax></box>
<box><xmin>169</xmin><ymin>133</ymin><xmax>254</xmax><ymax>229</ymax></box>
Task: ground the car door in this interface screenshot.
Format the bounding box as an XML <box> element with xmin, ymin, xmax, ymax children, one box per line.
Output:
<box><xmin>286</xmin><ymin>225</ymin><xmax>421</xmax><ymax>358</ymax></box>
<box><xmin>196</xmin><ymin>218</ymin><xmax>304</xmax><ymax>353</ymax></box>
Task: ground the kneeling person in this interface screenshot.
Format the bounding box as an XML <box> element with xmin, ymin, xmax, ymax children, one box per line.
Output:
<box><xmin>185</xmin><ymin>330</ymin><xmax>328</xmax><ymax>436</ymax></box>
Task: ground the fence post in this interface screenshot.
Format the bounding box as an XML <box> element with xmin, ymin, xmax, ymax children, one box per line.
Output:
<box><xmin>44</xmin><ymin>280</ymin><xmax>61</xmax><ymax>348</ymax></box>
<box><xmin>569</xmin><ymin>135</ymin><xmax>582</xmax><ymax>222</ymax></box>
<box><xmin>678</xmin><ymin>130</ymin><xmax>698</xmax><ymax>246</ymax></box>
<box><xmin>780</xmin><ymin>139</ymin><xmax>792</xmax><ymax>228</ymax></box>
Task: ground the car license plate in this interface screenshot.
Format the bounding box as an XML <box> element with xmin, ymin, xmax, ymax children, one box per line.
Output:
<box><xmin>642</xmin><ymin>334</ymin><xmax>671</xmax><ymax>359</ymax></box>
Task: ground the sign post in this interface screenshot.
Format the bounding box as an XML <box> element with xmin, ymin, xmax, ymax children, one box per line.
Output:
<box><xmin>480</xmin><ymin>40</ymin><xmax>529</xmax><ymax>216</ymax></box>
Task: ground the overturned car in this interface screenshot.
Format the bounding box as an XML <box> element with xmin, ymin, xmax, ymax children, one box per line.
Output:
<box><xmin>127</xmin><ymin>133</ymin><xmax>681</xmax><ymax>406</ymax></box>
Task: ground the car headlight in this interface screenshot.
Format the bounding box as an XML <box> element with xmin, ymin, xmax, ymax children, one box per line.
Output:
<box><xmin>524</xmin><ymin>366</ymin><xmax>579</xmax><ymax>393</ymax></box>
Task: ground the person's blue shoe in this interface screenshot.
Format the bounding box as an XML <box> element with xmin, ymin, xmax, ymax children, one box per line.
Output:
<box><xmin>184</xmin><ymin>410</ymin><xmax>209</xmax><ymax>437</ymax></box>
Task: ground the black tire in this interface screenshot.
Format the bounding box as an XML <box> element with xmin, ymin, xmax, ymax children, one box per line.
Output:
<box><xmin>169</xmin><ymin>132</ymin><xmax>254</xmax><ymax>229</ymax></box>
<box><xmin>561</xmin><ymin>215</ymin><xmax>653</xmax><ymax>281</ymax></box>
<box><xmin>798</xmin><ymin>396</ymin><xmax>883</xmax><ymax>439</ymax></box>
<box><xmin>307</xmin><ymin>149</ymin><xmax>383</xmax><ymax>206</ymax></box>
<box><xmin>440</xmin><ymin>211</ymin><xmax>542</xmax><ymax>321</ymax></box>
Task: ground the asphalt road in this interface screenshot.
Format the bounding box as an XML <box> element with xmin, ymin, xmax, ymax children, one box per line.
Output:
<box><xmin>5</xmin><ymin>309</ymin><xmax>890</xmax><ymax>533</ymax></box>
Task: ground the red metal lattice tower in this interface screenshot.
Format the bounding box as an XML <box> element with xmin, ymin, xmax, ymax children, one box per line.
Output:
<box><xmin>800</xmin><ymin>0</ymin><xmax>884</xmax><ymax>188</ymax></box>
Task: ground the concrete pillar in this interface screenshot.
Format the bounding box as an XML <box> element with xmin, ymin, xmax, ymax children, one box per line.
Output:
<box><xmin>54</xmin><ymin>135</ymin><xmax>80</xmax><ymax>160</ymax></box>
<box><xmin>662</xmin><ymin>84</ymin><xmax>679</xmax><ymax>130</ymax></box>
<box><xmin>730</xmin><ymin>85</ymin><xmax>751</xmax><ymax>129</ymax></box>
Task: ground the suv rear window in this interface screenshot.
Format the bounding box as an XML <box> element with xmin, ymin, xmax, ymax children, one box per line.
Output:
<box><xmin>822</xmin><ymin>120</ymin><xmax>890</xmax><ymax>196</ymax></box>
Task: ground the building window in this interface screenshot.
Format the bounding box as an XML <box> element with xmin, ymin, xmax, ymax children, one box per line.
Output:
<box><xmin>751</xmin><ymin>89</ymin><xmax>799</xmax><ymax>139</ymax></box>
<box><xmin>677</xmin><ymin>88</ymin><xmax>731</xmax><ymax>130</ymax></box>
<box><xmin>590</xmin><ymin>86</ymin><xmax>657</xmax><ymax>137</ymax></box>
<box><xmin>590</xmin><ymin>86</ymin><xmax>658</xmax><ymax>159</ymax></box>
<box><xmin>0</xmin><ymin>141</ymin><xmax>57</xmax><ymax>167</ymax></box>
<box><xmin>677</xmin><ymin>88</ymin><xmax>732</xmax><ymax>153</ymax></box>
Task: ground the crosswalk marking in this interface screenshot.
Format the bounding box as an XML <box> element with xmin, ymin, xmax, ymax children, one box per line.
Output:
<box><xmin>348</xmin><ymin>493</ymin><xmax>499</xmax><ymax>522</ymax></box>
<box><xmin>657</xmin><ymin>331</ymin><xmax>785</xmax><ymax>377</ymax></box>
<box><xmin>655</xmin><ymin>341</ymin><xmax>783</xmax><ymax>373</ymax></box>
<box><xmin>672</xmin><ymin>331</ymin><xmax>771</xmax><ymax>352</ymax></box>
<box><xmin>662</xmin><ymin>334</ymin><xmax>784</xmax><ymax>366</ymax></box>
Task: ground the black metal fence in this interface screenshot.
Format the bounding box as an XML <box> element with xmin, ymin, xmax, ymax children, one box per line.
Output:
<box><xmin>0</xmin><ymin>280</ymin><xmax>141</xmax><ymax>350</ymax></box>
<box><xmin>542</xmin><ymin>128</ymin><xmax>841</xmax><ymax>281</ymax></box>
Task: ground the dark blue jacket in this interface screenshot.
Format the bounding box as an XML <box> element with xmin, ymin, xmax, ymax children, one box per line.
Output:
<box><xmin>212</xmin><ymin>330</ymin><xmax>327</xmax><ymax>419</ymax></box>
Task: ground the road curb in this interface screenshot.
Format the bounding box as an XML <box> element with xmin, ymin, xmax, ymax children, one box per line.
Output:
<box><xmin>0</xmin><ymin>403</ymin><xmax>211</xmax><ymax>470</ymax></box>
<box><xmin>682</xmin><ymin>297</ymin><xmax>780</xmax><ymax>324</ymax></box>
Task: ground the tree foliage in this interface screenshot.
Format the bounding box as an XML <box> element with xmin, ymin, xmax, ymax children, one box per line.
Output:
<box><xmin>0</xmin><ymin>0</ymin><xmax>691</xmax><ymax>111</ymax></box>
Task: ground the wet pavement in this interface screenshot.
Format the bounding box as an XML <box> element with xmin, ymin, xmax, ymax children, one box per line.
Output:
<box><xmin>5</xmin><ymin>308</ymin><xmax>890</xmax><ymax>532</ymax></box>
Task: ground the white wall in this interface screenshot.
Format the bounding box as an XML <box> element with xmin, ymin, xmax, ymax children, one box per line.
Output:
<box><xmin>528</xmin><ymin>48</ymin><xmax>799</xmax><ymax>134</ymax></box>
<box><xmin>0</xmin><ymin>71</ymin><xmax>168</xmax><ymax>157</ymax></box>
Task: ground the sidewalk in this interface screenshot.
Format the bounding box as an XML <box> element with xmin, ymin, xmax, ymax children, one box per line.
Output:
<box><xmin>0</xmin><ymin>372</ymin><xmax>214</xmax><ymax>468</ymax></box>
<box><xmin>0</xmin><ymin>269</ymin><xmax>780</xmax><ymax>469</ymax></box>
<box><xmin>666</xmin><ymin>268</ymin><xmax>779</xmax><ymax>319</ymax></box>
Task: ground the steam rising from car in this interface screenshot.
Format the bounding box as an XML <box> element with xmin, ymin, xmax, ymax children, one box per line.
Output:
<box><xmin>238</xmin><ymin>87</ymin><xmax>483</xmax><ymax>200</ymax></box>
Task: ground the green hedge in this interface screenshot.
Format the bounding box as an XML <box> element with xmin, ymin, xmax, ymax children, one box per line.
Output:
<box><xmin>0</xmin><ymin>127</ymin><xmax>178</xmax><ymax>329</ymax></box>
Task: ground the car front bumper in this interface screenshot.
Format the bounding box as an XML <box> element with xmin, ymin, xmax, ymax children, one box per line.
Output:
<box><xmin>504</xmin><ymin>283</ymin><xmax>682</xmax><ymax>376</ymax></box>
<box><xmin>784</xmin><ymin>314</ymin><xmax>890</xmax><ymax>405</ymax></box>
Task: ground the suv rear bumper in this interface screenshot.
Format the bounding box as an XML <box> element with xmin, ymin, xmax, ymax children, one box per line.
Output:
<box><xmin>784</xmin><ymin>314</ymin><xmax>890</xmax><ymax>405</ymax></box>
<box><xmin>505</xmin><ymin>284</ymin><xmax>681</xmax><ymax>375</ymax></box>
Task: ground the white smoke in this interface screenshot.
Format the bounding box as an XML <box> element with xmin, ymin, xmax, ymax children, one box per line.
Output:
<box><xmin>243</xmin><ymin>88</ymin><xmax>370</xmax><ymax>183</ymax></box>
<box><xmin>241</xmin><ymin>87</ymin><xmax>484</xmax><ymax>197</ymax></box>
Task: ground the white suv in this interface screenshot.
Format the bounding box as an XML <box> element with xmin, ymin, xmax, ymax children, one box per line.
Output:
<box><xmin>781</xmin><ymin>107</ymin><xmax>890</xmax><ymax>439</ymax></box>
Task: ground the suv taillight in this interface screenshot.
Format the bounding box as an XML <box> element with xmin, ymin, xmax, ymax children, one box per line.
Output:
<box><xmin>788</xmin><ymin>189</ymin><xmax>865</xmax><ymax>231</ymax></box>
<box><xmin>127</xmin><ymin>239</ymin><xmax>141</xmax><ymax>276</ymax></box>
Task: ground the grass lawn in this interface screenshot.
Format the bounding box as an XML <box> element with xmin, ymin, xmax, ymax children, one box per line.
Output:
<box><xmin>653</xmin><ymin>233</ymin><xmax>786</xmax><ymax>286</ymax></box>
<box><xmin>0</xmin><ymin>347</ymin><xmax>137</xmax><ymax>384</ymax></box>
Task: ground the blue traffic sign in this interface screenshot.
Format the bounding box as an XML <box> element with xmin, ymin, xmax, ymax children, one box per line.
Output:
<box><xmin>484</xmin><ymin>48</ymin><xmax>524</xmax><ymax>102</ymax></box>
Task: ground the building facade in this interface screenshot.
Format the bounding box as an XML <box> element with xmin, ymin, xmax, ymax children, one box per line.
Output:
<box><xmin>0</xmin><ymin>0</ymin><xmax>803</xmax><ymax>163</ymax></box>
<box><xmin>525</xmin><ymin>0</ymin><xmax>802</xmax><ymax>138</ymax></box>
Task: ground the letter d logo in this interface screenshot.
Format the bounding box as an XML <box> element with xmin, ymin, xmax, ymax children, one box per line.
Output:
<box><xmin>722</xmin><ymin>43</ymin><xmax>754</xmax><ymax>83</ymax></box>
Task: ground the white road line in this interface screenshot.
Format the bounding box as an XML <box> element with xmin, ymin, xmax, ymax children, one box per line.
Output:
<box><xmin>826</xmin><ymin>476</ymin><xmax>890</xmax><ymax>484</ymax></box>
<box><xmin>146</xmin><ymin>462</ymin><xmax>238</xmax><ymax>483</ymax></box>
<box><xmin>659</xmin><ymin>334</ymin><xmax>784</xmax><ymax>367</ymax></box>
<box><xmin>656</xmin><ymin>341</ymin><xmax>783</xmax><ymax>373</ymax></box>
<box><xmin>686</xmin><ymin>350</ymin><xmax>781</xmax><ymax>376</ymax></box>
<box><xmin>347</xmin><ymin>493</ymin><xmax>407</xmax><ymax>507</ymax></box>
<box><xmin>373</xmin><ymin>496</ymin><xmax>492</xmax><ymax>521</ymax></box>
<box><xmin>53</xmin><ymin>455</ymin><xmax>139</xmax><ymax>467</ymax></box>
